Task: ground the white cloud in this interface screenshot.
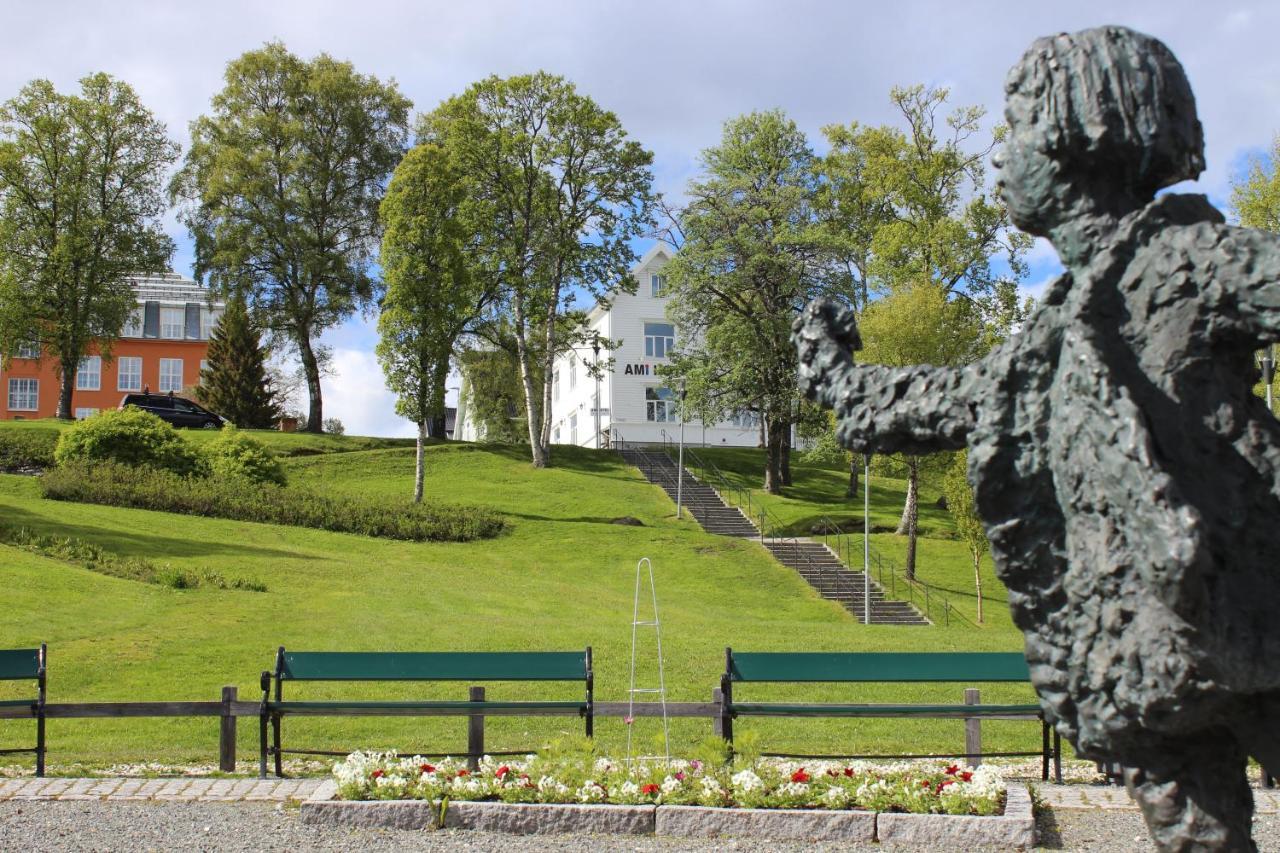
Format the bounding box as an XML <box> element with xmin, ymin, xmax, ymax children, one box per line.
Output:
<box><xmin>320</xmin><ymin>347</ymin><xmax>416</xmax><ymax>438</ymax></box>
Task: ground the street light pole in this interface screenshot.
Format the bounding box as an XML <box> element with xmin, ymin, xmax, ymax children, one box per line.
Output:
<box><xmin>677</xmin><ymin>383</ymin><xmax>687</xmax><ymax>520</ymax></box>
<box><xmin>863</xmin><ymin>452</ymin><xmax>871</xmax><ymax>626</ymax></box>
<box><xmin>592</xmin><ymin>334</ymin><xmax>602</xmax><ymax>449</ymax></box>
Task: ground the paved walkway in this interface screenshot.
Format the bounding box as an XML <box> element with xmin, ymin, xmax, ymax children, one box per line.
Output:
<box><xmin>0</xmin><ymin>777</ymin><xmax>325</xmax><ymax>802</ymax></box>
<box><xmin>1</xmin><ymin>777</ymin><xmax>1277</xmax><ymax>813</ymax></box>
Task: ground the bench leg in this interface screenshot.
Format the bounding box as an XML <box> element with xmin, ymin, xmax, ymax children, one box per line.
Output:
<box><xmin>1054</xmin><ymin>728</ymin><xmax>1062</xmax><ymax>784</ymax></box>
<box><xmin>272</xmin><ymin>715</ymin><xmax>284</xmax><ymax>778</ymax></box>
<box><xmin>35</xmin><ymin>711</ymin><xmax>45</xmax><ymax>778</ymax></box>
<box><xmin>258</xmin><ymin>713</ymin><xmax>268</xmax><ymax>779</ymax></box>
<box><xmin>1041</xmin><ymin>720</ymin><xmax>1050</xmax><ymax>782</ymax></box>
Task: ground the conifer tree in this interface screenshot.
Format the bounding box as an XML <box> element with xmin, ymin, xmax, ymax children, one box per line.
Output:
<box><xmin>199</xmin><ymin>295</ymin><xmax>279</xmax><ymax>428</ymax></box>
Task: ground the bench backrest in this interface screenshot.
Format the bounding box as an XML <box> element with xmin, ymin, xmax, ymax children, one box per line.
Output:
<box><xmin>0</xmin><ymin>648</ymin><xmax>42</xmax><ymax>682</ymax></box>
<box><xmin>727</xmin><ymin>651</ymin><xmax>1030</xmax><ymax>683</ymax></box>
<box><xmin>278</xmin><ymin>650</ymin><xmax>589</xmax><ymax>682</ymax></box>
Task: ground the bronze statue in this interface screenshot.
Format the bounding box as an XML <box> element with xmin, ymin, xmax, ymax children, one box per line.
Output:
<box><xmin>795</xmin><ymin>26</ymin><xmax>1280</xmax><ymax>852</ymax></box>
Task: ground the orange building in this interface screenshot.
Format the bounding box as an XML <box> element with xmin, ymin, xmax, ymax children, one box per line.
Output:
<box><xmin>1</xmin><ymin>273</ymin><xmax>225</xmax><ymax>420</ymax></box>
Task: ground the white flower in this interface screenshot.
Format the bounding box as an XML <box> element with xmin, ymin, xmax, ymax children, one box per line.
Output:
<box><xmin>731</xmin><ymin>770</ymin><xmax>763</xmax><ymax>792</ymax></box>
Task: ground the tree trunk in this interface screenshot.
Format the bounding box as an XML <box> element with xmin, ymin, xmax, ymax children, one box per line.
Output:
<box><xmin>781</xmin><ymin>423</ymin><xmax>792</xmax><ymax>486</ymax></box>
<box><xmin>511</xmin><ymin>294</ymin><xmax>547</xmax><ymax>467</ymax></box>
<box><xmin>538</xmin><ymin>298</ymin><xmax>558</xmax><ymax>467</ymax></box>
<box><xmin>763</xmin><ymin>416</ymin><xmax>787</xmax><ymax>494</ymax></box>
<box><xmin>846</xmin><ymin>454</ymin><xmax>859</xmax><ymax>499</ymax></box>
<box><xmin>297</xmin><ymin>332</ymin><xmax>323</xmax><ymax>433</ymax></box>
<box><xmin>973</xmin><ymin>552</ymin><xmax>984</xmax><ymax>624</ymax></box>
<box><xmin>56</xmin><ymin>356</ymin><xmax>76</xmax><ymax>420</ymax></box>
<box><xmin>414</xmin><ymin>420</ymin><xmax>426</xmax><ymax>503</ymax></box>
<box><xmin>896</xmin><ymin>455</ymin><xmax>919</xmax><ymax>580</ymax></box>
<box><xmin>429</xmin><ymin>359</ymin><xmax>450</xmax><ymax>440</ymax></box>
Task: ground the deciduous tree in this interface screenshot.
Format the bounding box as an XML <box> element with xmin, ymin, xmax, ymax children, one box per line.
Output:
<box><xmin>421</xmin><ymin>73</ymin><xmax>654</xmax><ymax>467</ymax></box>
<box><xmin>377</xmin><ymin>142</ymin><xmax>492</xmax><ymax>501</ymax></box>
<box><xmin>172</xmin><ymin>43</ymin><xmax>411</xmax><ymax>432</ymax></box>
<box><xmin>664</xmin><ymin>110</ymin><xmax>824</xmax><ymax>493</ymax></box>
<box><xmin>942</xmin><ymin>450</ymin><xmax>988</xmax><ymax>624</ymax></box>
<box><xmin>0</xmin><ymin>74</ymin><xmax>177</xmax><ymax>418</ymax></box>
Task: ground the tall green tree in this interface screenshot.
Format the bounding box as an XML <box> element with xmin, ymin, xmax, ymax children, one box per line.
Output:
<box><xmin>0</xmin><ymin>74</ymin><xmax>177</xmax><ymax>418</ymax></box>
<box><xmin>421</xmin><ymin>72</ymin><xmax>654</xmax><ymax>467</ymax></box>
<box><xmin>377</xmin><ymin>142</ymin><xmax>492</xmax><ymax>501</ymax></box>
<box><xmin>664</xmin><ymin>110</ymin><xmax>824</xmax><ymax>493</ymax></box>
<box><xmin>859</xmin><ymin>283</ymin><xmax>984</xmax><ymax>579</ymax></box>
<box><xmin>1231</xmin><ymin>136</ymin><xmax>1280</xmax><ymax>407</ymax></box>
<box><xmin>942</xmin><ymin>450</ymin><xmax>988</xmax><ymax>624</ymax></box>
<box><xmin>198</xmin><ymin>294</ymin><xmax>279</xmax><ymax>428</ymax></box>
<box><xmin>172</xmin><ymin>42</ymin><xmax>411</xmax><ymax>433</ymax></box>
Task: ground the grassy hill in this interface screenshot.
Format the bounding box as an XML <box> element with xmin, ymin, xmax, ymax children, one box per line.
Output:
<box><xmin>0</xmin><ymin>423</ymin><xmax>1038</xmax><ymax>770</ymax></box>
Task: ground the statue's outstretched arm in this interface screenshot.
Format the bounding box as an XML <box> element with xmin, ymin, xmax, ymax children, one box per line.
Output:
<box><xmin>793</xmin><ymin>299</ymin><xmax>975</xmax><ymax>455</ymax></box>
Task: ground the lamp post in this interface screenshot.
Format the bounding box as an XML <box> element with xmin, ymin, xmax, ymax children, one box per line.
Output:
<box><xmin>592</xmin><ymin>334</ymin><xmax>602</xmax><ymax>449</ymax></box>
<box><xmin>676</xmin><ymin>382</ymin><xmax>687</xmax><ymax>520</ymax></box>
<box><xmin>863</xmin><ymin>452</ymin><xmax>871</xmax><ymax>625</ymax></box>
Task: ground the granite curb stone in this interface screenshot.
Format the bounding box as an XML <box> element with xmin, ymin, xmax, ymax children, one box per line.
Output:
<box><xmin>655</xmin><ymin>804</ymin><xmax>875</xmax><ymax>841</ymax></box>
<box><xmin>876</xmin><ymin>783</ymin><xmax>1035</xmax><ymax>849</ymax></box>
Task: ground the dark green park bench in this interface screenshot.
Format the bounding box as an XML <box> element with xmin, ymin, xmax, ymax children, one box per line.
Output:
<box><xmin>0</xmin><ymin>645</ymin><xmax>47</xmax><ymax>776</ymax></box>
<box><xmin>719</xmin><ymin>649</ymin><xmax>1061</xmax><ymax>782</ymax></box>
<box><xmin>259</xmin><ymin>647</ymin><xmax>593</xmax><ymax>778</ymax></box>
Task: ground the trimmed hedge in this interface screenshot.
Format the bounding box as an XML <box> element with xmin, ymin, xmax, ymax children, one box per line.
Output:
<box><xmin>41</xmin><ymin>462</ymin><xmax>505</xmax><ymax>543</ymax></box>
<box><xmin>0</xmin><ymin>428</ymin><xmax>58</xmax><ymax>471</ymax></box>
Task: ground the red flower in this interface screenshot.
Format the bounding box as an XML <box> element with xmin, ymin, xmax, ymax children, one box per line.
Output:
<box><xmin>674</xmin><ymin>771</ymin><xmax>686</xmax><ymax>782</ymax></box>
<box><xmin>843</xmin><ymin>767</ymin><xmax>854</xmax><ymax>777</ymax></box>
<box><xmin>791</xmin><ymin>768</ymin><xmax>811</xmax><ymax>783</ymax></box>
<box><xmin>921</xmin><ymin>780</ymin><xmax>932</xmax><ymax>788</ymax></box>
<box><xmin>371</xmin><ymin>769</ymin><xmax>385</xmax><ymax>779</ymax></box>
<box><xmin>944</xmin><ymin>764</ymin><xmax>959</xmax><ymax>776</ymax></box>
<box><xmin>641</xmin><ymin>783</ymin><xmax>660</xmax><ymax>795</ymax></box>
<box><xmin>960</xmin><ymin>771</ymin><xmax>973</xmax><ymax>782</ymax></box>
<box><xmin>456</xmin><ymin>769</ymin><xmax>469</xmax><ymax>777</ymax></box>
<box><xmin>496</xmin><ymin>765</ymin><xmax>511</xmax><ymax>779</ymax></box>
<box><xmin>420</xmin><ymin>763</ymin><xmax>435</xmax><ymax>774</ymax></box>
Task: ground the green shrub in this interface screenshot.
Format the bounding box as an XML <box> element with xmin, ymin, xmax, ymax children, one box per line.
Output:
<box><xmin>0</xmin><ymin>428</ymin><xmax>59</xmax><ymax>470</ymax></box>
<box><xmin>202</xmin><ymin>426</ymin><xmax>286</xmax><ymax>486</ymax></box>
<box><xmin>42</xmin><ymin>461</ymin><xmax>505</xmax><ymax>543</ymax></box>
<box><xmin>0</xmin><ymin>522</ymin><xmax>267</xmax><ymax>591</ymax></box>
<box><xmin>55</xmin><ymin>408</ymin><xmax>203</xmax><ymax>476</ymax></box>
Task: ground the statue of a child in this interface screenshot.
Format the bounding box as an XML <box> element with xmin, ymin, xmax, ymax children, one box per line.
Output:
<box><xmin>795</xmin><ymin>25</ymin><xmax>1280</xmax><ymax>851</ymax></box>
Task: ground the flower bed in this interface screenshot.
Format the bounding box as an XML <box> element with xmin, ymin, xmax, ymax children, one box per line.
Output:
<box><xmin>333</xmin><ymin>751</ymin><xmax>1006</xmax><ymax>816</ymax></box>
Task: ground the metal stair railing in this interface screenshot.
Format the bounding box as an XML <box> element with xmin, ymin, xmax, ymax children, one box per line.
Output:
<box><xmin>811</xmin><ymin>513</ymin><xmax>975</xmax><ymax>629</ymax></box>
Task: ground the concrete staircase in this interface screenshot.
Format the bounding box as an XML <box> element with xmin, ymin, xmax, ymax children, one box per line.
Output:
<box><xmin>619</xmin><ymin>447</ymin><xmax>928</xmax><ymax>625</ymax></box>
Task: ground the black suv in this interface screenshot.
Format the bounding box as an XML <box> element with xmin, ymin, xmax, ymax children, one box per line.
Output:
<box><xmin>120</xmin><ymin>393</ymin><xmax>227</xmax><ymax>429</ymax></box>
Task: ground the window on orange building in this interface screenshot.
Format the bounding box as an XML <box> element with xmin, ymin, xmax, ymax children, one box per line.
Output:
<box><xmin>160</xmin><ymin>307</ymin><xmax>184</xmax><ymax>339</ymax></box>
<box><xmin>201</xmin><ymin>309</ymin><xmax>221</xmax><ymax>340</ymax></box>
<box><xmin>74</xmin><ymin>408</ymin><xmax>99</xmax><ymax>420</ymax></box>
<box><xmin>159</xmin><ymin>358</ymin><xmax>183</xmax><ymax>392</ymax></box>
<box><xmin>7</xmin><ymin>379</ymin><xmax>38</xmax><ymax>411</ymax></box>
<box><xmin>122</xmin><ymin>309</ymin><xmax>144</xmax><ymax>338</ymax></box>
<box><xmin>117</xmin><ymin>357</ymin><xmax>142</xmax><ymax>392</ymax></box>
<box><xmin>76</xmin><ymin>356</ymin><xmax>101</xmax><ymax>391</ymax></box>
<box><xmin>14</xmin><ymin>340</ymin><xmax>39</xmax><ymax>359</ymax></box>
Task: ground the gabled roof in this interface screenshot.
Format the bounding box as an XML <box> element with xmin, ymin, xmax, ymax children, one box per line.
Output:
<box><xmin>584</xmin><ymin>241</ymin><xmax>676</xmax><ymax>324</ymax></box>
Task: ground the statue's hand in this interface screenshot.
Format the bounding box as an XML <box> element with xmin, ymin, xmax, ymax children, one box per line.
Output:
<box><xmin>793</xmin><ymin>298</ymin><xmax>862</xmax><ymax>404</ymax></box>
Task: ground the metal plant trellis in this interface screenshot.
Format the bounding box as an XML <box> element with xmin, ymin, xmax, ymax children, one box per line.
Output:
<box><xmin>626</xmin><ymin>557</ymin><xmax>670</xmax><ymax>763</ymax></box>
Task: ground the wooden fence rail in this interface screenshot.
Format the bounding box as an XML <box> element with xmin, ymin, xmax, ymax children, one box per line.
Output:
<box><xmin>0</xmin><ymin>687</ymin><xmax>1021</xmax><ymax>773</ymax></box>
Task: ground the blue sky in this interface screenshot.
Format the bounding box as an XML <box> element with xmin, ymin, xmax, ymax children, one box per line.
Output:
<box><xmin>3</xmin><ymin>1</ymin><xmax>1278</xmax><ymax>435</ymax></box>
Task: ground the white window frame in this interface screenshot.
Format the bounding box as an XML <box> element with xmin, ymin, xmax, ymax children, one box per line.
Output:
<box><xmin>158</xmin><ymin>358</ymin><xmax>184</xmax><ymax>392</ymax></box>
<box><xmin>117</xmin><ymin>356</ymin><xmax>142</xmax><ymax>392</ymax></box>
<box><xmin>569</xmin><ymin>412</ymin><xmax>578</xmax><ymax>445</ymax></box>
<box><xmin>569</xmin><ymin>356</ymin><xmax>577</xmax><ymax>390</ymax></box>
<box><xmin>74</xmin><ymin>407</ymin><xmax>99</xmax><ymax>420</ymax></box>
<box><xmin>645</xmin><ymin>386</ymin><xmax>677</xmax><ymax>423</ymax></box>
<box><xmin>201</xmin><ymin>308</ymin><xmax>221</xmax><ymax>340</ymax></box>
<box><xmin>121</xmin><ymin>308</ymin><xmax>144</xmax><ymax>338</ymax></box>
<box><xmin>76</xmin><ymin>356</ymin><xmax>102</xmax><ymax>391</ymax></box>
<box><xmin>15</xmin><ymin>340</ymin><xmax>39</xmax><ymax>359</ymax></box>
<box><xmin>7</xmin><ymin>378</ymin><xmax>38</xmax><ymax>411</ymax></box>
<box><xmin>644</xmin><ymin>322</ymin><xmax>675</xmax><ymax>359</ymax></box>
<box><xmin>553</xmin><ymin>370</ymin><xmax>560</xmax><ymax>401</ymax></box>
<box><xmin>650</xmin><ymin>274</ymin><xmax>668</xmax><ymax>297</ymax></box>
<box><xmin>160</xmin><ymin>306</ymin><xmax>185</xmax><ymax>340</ymax></box>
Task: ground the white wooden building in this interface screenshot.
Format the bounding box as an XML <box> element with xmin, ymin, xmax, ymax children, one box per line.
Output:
<box><xmin>455</xmin><ymin>244</ymin><xmax>762</xmax><ymax>448</ymax></box>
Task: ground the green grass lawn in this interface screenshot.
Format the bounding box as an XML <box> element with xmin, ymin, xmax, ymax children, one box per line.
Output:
<box><xmin>0</xmin><ymin>429</ymin><xmax>1041</xmax><ymax>771</ymax></box>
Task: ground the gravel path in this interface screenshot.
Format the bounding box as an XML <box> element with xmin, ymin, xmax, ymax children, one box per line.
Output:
<box><xmin>2</xmin><ymin>801</ymin><xmax>1279</xmax><ymax>851</ymax></box>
